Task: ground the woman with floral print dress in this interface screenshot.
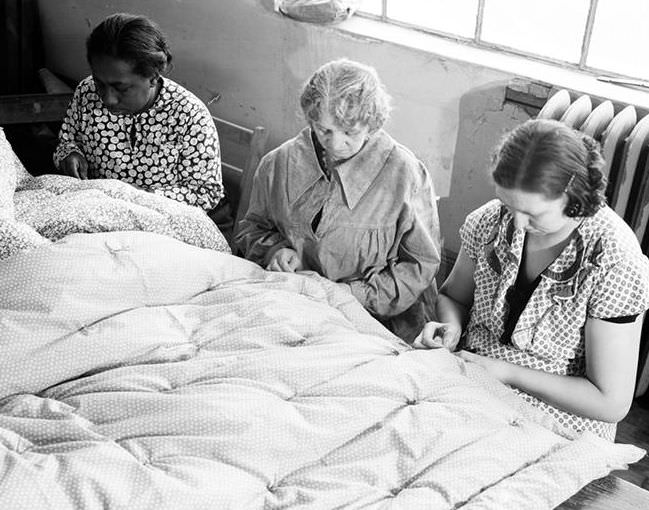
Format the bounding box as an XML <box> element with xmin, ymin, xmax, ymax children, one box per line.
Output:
<box><xmin>53</xmin><ymin>13</ymin><xmax>225</xmax><ymax>217</ymax></box>
<box><xmin>415</xmin><ymin>118</ymin><xmax>649</xmax><ymax>440</ymax></box>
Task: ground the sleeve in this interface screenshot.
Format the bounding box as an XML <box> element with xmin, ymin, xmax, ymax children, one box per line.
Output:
<box><xmin>152</xmin><ymin>104</ymin><xmax>224</xmax><ymax>211</ymax></box>
<box><xmin>234</xmin><ymin>153</ymin><xmax>291</xmax><ymax>266</ymax></box>
<box><xmin>53</xmin><ymin>83</ymin><xmax>86</xmax><ymax>169</ymax></box>
<box><xmin>459</xmin><ymin>200</ymin><xmax>502</xmax><ymax>262</ymax></box>
<box><xmin>348</xmin><ymin>163</ymin><xmax>441</xmax><ymax>317</ymax></box>
<box><xmin>588</xmin><ymin>255</ymin><xmax>649</xmax><ymax>320</ymax></box>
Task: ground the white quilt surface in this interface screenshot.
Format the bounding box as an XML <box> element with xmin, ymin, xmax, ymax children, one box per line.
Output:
<box><xmin>0</xmin><ymin>231</ymin><xmax>643</xmax><ymax>510</ymax></box>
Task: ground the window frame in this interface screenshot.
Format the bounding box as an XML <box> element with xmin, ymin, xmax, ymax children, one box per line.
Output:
<box><xmin>358</xmin><ymin>0</ymin><xmax>646</xmax><ymax>84</ymax></box>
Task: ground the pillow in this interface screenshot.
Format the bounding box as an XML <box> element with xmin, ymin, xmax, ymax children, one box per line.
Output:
<box><xmin>0</xmin><ymin>128</ymin><xmax>33</xmax><ymax>198</ymax></box>
<box><xmin>0</xmin><ymin>219</ymin><xmax>51</xmax><ymax>261</ymax></box>
<box><xmin>0</xmin><ymin>129</ymin><xmax>18</xmax><ymax>219</ymax></box>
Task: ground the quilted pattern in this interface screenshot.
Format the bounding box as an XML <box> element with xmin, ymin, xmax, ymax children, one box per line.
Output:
<box><xmin>15</xmin><ymin>174</ymin><xmax>230</xmax><ymax>251</ymax></box>
<box><xmin>0</xmin><ymin>231</ymin><xmax>643</xmax><ymax>510</ymax></box>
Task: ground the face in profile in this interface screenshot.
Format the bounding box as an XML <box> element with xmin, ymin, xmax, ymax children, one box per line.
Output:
<box><xmin>495</xmin><ymin>185</ymin><xmax>573</xmax><ymax>237</ymax></box>
<box><xmin>90</xmin><ymin>54</ymin><xmax>157</xmax><ymax>115</ymax></box>
<box><xmin>311</xmin><ymin>111</ymin><xmax>371</xmax><ymax>164</ymax></box>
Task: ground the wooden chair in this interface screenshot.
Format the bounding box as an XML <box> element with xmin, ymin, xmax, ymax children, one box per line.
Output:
<box><xmin>212</xmin><ymin>116</ymin><xmax>268</xmax><ymax>234</ymax></box>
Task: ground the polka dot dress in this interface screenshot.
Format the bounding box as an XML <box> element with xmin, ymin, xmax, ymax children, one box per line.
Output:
<box><xmin>54</xmin><ymin>76</ymin><xmax>224</xmax><ymax>211</ymax></box>
<box><xmin>460</xmin><ymin>199</ymin><xmax>649</xmax><ymax>440</ymax></box>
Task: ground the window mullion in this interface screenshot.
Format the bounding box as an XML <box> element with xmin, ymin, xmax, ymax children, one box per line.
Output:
<box><xmin>580</xmin><ymin>0</ymin><xmax>599</xmax><ymax>68</ymax></box>
<box><xmin>475</xmin><ymin>0</ymin><xmax>486</xmax><ymax>43</ymax></box>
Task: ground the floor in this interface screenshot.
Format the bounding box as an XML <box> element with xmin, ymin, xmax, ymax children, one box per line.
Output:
<box><xmin>613</xmin><ymin>394</ymin><xmax>649</xmax><ymax>489</ymax></box>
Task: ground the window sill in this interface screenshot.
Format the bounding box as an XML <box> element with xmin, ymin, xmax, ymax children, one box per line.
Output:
<box><xmin>337</xmin><ymin>15</ymin><xmax>649</xmax><ymax>112</ymax></box>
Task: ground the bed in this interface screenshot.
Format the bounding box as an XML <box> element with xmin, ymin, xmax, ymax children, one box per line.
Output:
<box><xmin>0</xmin><ymin>123</ymin><xmax>648</xmax><ymax>509</ymax></box>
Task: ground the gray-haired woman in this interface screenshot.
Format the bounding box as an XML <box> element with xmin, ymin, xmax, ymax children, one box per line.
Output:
<box><xmin>236</xmin><ymin>58</ymin><xmax>441</xmax><ymax>341</ymax></box>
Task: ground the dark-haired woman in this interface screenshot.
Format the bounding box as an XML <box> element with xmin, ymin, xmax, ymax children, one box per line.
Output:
<box><xmin>415</xmin><ymin>118</ymin><xmax>649</xmax><ymax>440</ymax></box>
<box><xmin>54</xmin><ymin>13</ymin><xmax>224</xmax><ymax>213</ymax></box>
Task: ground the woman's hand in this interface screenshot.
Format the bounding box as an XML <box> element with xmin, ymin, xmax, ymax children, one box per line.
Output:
<box><xmin>455</xmin><ymin>350</ymin><xmax>512</xmax><ymax>383</ymax></box>
<box><xmin>412</xmin><ymin>321</ymin><xmax>462</xmax><ymax>350</ymax></box>
<box><xmin>61</xmin><ymin>153</ymin><xmax>88</xmax><ymax>179</ymax></box>
<box><xmin>266</xmin><ymin>248</ymin><xmax>303</xmax><ymax>272</ymax></box>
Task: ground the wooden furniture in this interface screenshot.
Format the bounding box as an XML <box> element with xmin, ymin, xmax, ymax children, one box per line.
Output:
<box><xmin>559</xmin><ymin>474</ymin><xmax>649</xmax><ymax>509</ymax></box>
<box><xmin>211</xmin><ymin>115</ymin><xmax>268</xmax><ymax>232</ymax></box>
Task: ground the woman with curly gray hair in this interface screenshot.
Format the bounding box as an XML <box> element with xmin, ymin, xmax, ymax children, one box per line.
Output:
<box><xmin>236</xmin><ymin>58</ymin><xmax>441</xmax><ymax>340</ymax></box>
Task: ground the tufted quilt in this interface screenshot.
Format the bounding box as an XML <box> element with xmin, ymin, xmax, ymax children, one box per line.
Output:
<box><xmin>0</xmin><ymin>231</ymin><xmax>644</xmax><ymax>510</ymax></box>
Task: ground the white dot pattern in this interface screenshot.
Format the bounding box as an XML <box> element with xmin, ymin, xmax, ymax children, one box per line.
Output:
<box><xmin>460</xmin><ymin>199</ymin><xmax>649</xmax><ymax>440</ymax></box>
<box><xmin>0</xmin><ymin>230</ymin><xmax>644</xmax><ymax>509</ymax></box>
<box><xmin>53</xmin><ymin>76</ymin><xmax>224</xmax><ymax>211</ymax></box>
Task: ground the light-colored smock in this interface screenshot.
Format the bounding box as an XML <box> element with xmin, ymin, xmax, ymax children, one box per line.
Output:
<box><xmin>236</xmin><ymin>128</ymin><xmax>441</xmax><ymax>338</ymax></box>
<box><xmin>461</xmin><ymin>199</ymin><xmax>649</xmax><ymax>440</ymax></box>
<box><xmin>54</xmin><ymin>76</ymin><xmax>223</xmax><ymax>211</ymax></box>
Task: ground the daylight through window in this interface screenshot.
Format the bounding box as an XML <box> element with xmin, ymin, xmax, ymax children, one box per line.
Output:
<box><xmin>357</xmin><ymin>0</ymin><xmax>649</xmax><ymax>82</ymax></box>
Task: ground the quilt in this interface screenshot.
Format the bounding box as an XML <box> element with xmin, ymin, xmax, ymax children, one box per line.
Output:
<box><xmin>0</xmin><ymin>126</ymin><xmax>229</xmax><ymax>259</ymax></box>
<box><xmin>0</xmin><ymin>230</ymin><xmax>644</xmax><ymax>510</ymax></box>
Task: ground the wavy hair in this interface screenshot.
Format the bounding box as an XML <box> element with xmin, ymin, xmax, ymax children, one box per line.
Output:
<box><xmin>299</xmin><ymin>58</ymin><xmax>391</xmax><ymax>132</ymax></box>
<box><xmin>491</xmin><ymin>118</ymin><xmax>607</xmax><ymax>217</ymax></box>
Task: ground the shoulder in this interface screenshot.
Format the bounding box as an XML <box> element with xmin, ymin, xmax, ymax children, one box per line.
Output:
<box><xmin>380</xmin><ymin>132</ymin><xmax>431</xmax><ymax>189</ymax></box>
<box><xmin>258</xmin><ymin>130</ymin><xmax>308</xmax><ymax>169</ymax></box>
<box><xmin>160</xmin><ymin>78</ymin><xmax>210</xmax><ymax>115</ymax></box>
<box><xmin>459</xmin><ymin>200</ymin><xmax>504</xmax><ymax>254</ymax></box>
<box><xmin>465</xmin><ymin>199</ymin><xmax>503</xmax><ymax>234</ymax></box>
<box><xmin>71</xmin><ymin>76</ymin><xmax>97</xmax><ymax>102</ymax></box>
<box><xmin>76</xmin><ymin>76</ymin><xmax>94</xmax><ymax>92</ymax></box>
<box><xmin>583</xmin><ymin>206</ymin><xmax>649</xmax><ymax>272</ymax></box>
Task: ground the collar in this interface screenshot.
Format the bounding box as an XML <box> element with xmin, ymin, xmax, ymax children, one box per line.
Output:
<box><xmin>287</xmin><ymin>128</ymin><xmax>394</xmax><ymax>209</ymax></box>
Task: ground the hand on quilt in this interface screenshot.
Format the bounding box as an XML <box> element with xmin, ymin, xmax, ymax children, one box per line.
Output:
<box><xmin>266</xmin><ymin>247</ymin><xmax>303</xmax><ymax>272</ymax></box>
<box><xmin>456</xmin><ymin>349</ymin><xmax>512</xmax><ymax>383</ymax></box>
<box><xmin>60</xmin><ymin>152</ymin><xmax>88</xmax><ymax>179</ymax></box>
<box><xmin>412</xmin><ymin>320</ymin><xmax>462</xmax><ymax>350</ymax></box>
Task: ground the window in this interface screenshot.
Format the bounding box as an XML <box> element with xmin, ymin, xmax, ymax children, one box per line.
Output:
<box><xmin>357</xmin><ymin>0</ymin><xmax>649</xmax><ymax>83</ymax></box>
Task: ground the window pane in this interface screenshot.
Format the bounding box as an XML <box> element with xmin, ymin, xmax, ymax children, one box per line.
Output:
<box><xmin>482</xmin><ymin>0</ymin><xmax>590</xmax><ymax>63</ymax></box>
<box><xmin>588</xmin><ymin>0</ymin><xmax>649</xmax><ymax>80</ymax></box>
<box><xmin>386</xmin><ymin>0</ymin><xmax>478</xmax><ymax>38</ymax></box>
<box><xmin>357</xmin><ymin>0</ymin><xmax>383</xmax><ymax>16</ymax></box>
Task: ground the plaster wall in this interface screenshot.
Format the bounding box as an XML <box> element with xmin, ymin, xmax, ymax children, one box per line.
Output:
<box><xmin>37</xmin><ymin>0</ymin><xmax>534</xmax><ymax>254</ymax></box>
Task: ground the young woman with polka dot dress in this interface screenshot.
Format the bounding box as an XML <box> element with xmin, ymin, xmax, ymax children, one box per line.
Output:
<box><xmin>414</xmin><ymin>119</ymin><xmax>649</xmax><ymax>441</ymax></box>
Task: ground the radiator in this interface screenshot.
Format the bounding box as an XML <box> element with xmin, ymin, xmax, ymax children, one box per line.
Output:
<box><xmin>538</xmin><ymin>90</ymin><xmax>649</xmax><ymax>248</ymax></box>
<box><xmin>538</xmin><ymin>89</ymin><xmax>649</xmax><ymax>397</ymax></box>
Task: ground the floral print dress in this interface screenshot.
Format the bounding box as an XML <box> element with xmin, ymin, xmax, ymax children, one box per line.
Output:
<box><xmin>461</xmin><ymin>199</ymin><xmax>649</xmax><ymax>440</ymax></box>
<box><xmin>54</xmin><ymin>76</ymin><xmax>223</xmax><ymax>212</ymax></box>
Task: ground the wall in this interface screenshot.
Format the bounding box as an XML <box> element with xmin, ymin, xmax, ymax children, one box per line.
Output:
<box><xmin>36</xmin><ymin>0</ymin><xmax>535</xmax><ymax>255</ymax></box>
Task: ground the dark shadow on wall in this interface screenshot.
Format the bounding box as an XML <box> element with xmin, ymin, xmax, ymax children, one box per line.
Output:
<box><xmin>1</xmin><ymin>0</ymin><xmax>45</xmax><ymax>95</ymax></box>
<box><xmin>437</xmin><ymin>79</ymin><xmax>539</xmax><ymax>271</ymax></box>
<box><xmin>1</xmin><ymin>0</ymin><xmax>61</xmax><ymax>175</ymax></box>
